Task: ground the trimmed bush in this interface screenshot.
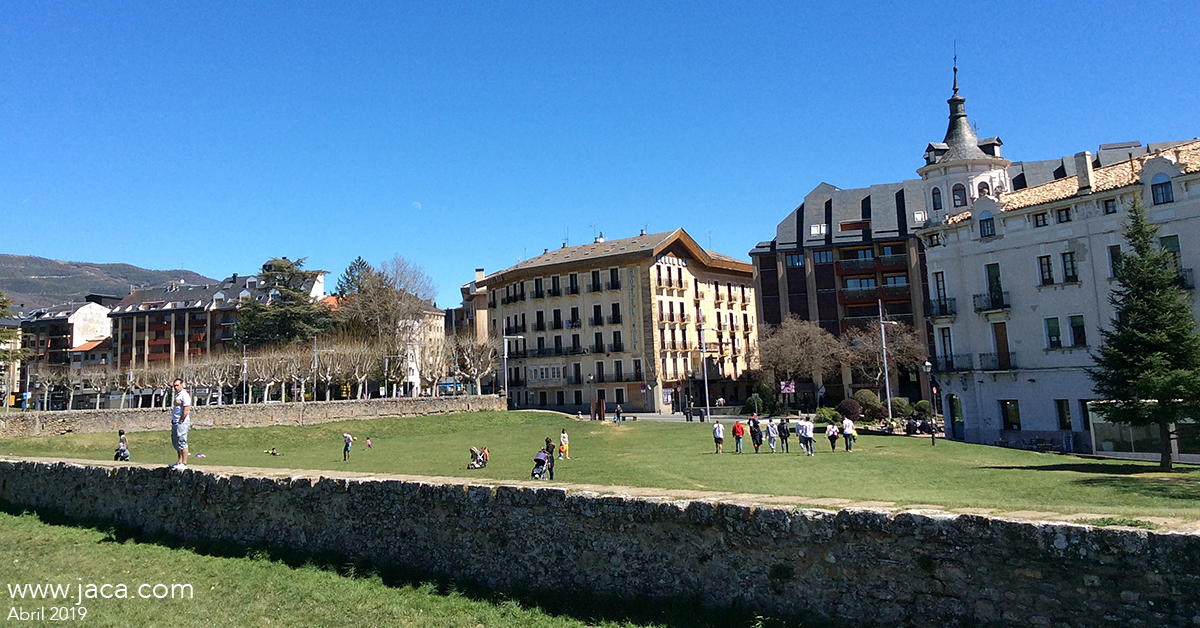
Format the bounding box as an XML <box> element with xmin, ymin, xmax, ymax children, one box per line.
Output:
<box><xmin>852</xmin><ymin>389</ymin><xmax>882</xmax><ymax>409</ymax></box>
<box><xmin>815</xmin><ymin>407</ymin><xmax>841</xmax><ymax>423</ymax></box>
<box><xmin>914</xmin><ymin>399</ymin><xmax>933</xmax><ymax>418</ymax></box>
<box><xmin>889</xmin><ymin>397</ymin><xmax>912</xmax><ymax>418</ymax></box>
<box><xmin>835</xmin><ymin>397</ymin><xmax>862</xmax><ymax>420</ymax></box>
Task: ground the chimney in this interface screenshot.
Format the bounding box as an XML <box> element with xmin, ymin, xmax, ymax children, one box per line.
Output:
<box><xmin>1075</xmin><ymin>151</ymin><xmax>1094</xmax><ymax>193</ymax></box>
<box><xmin>561</xmin><ymin>242</ymin><xmax>567</xmax><ymax>248</ymax></box>
<box><xmin>474</xmin><ymin>268</ymin><xmax>485</xmax><ymax>283</ymax></box>
<box><xmin>639</xmin><ymin>229</ymin><xmax>646</xmax><ymax>236</ymax></box>
<box><xmin>595</xmin><ymin>232</ymin><xmax>605</xmax><ymax>243</ymax></box>
<box><xmin>543</xmin><ymin>248</ymin><xmax>548</xmax><ymax>254</ymax></box>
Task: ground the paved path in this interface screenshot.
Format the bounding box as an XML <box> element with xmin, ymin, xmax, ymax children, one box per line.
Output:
<box><xmin>4</xmin><ymin>455</ymin><xmax>1197</xmax><ymax>534</ymax></box>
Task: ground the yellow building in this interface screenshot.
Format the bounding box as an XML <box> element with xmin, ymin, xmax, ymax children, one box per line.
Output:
<box><xmin>478</xmin><ymin>229</ymin><xmax>757</xmax><ymax>413</ymax></box>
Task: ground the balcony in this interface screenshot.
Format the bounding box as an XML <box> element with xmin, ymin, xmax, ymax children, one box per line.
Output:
<box><xmin>488</xmin><ymin>300</ymin><xmax>497</xmax><ymax>309</ymax></box>
<box><xmin>662</xmin><ymin>341</ymin><xmax>677</xmax><ymax>351</ymax></box>
<box><xmin>567</xmin><ymin>319</ymin><xmax>583</xmax><ymax>329</ymax></box>
<box><xmin>567</xmin><ymin>285</ymin><xmax>580</xmax><ymax>295</ymax></box>
<box><xmin>836</xmin><ymin>258</ymin><xmax>876</xmax><ymax>274</ymax></box>
<box><xmin>973</xmin><ymin>292</ymin><xmax>1011</xmax><ymax>312</ymax></box>
<box><xmin>508</xmin><ymin>349</ymin><xmax>528</xmax><ymax>359</ymax></box>
<box><xmin>1177</xmin><ymin>268</ymin><xmax>1195</xmax><ymax>290</ymax></box>
<box><xmin>678</xmin><ymin>313</ymin><xmax>690</xmax><ymax>323</ymax></box>
<box><xmin>607</xmin><ymin>280</ymin><xmax>622</xmax><ymax>291</ymax></box>
<box><xmin>551</xmin><ymin>320</ymin><xmax>564</xmax><ymax>330</ymax></box>
<box><xmin>504</xmin><ymin>324</ymin><xmax>526</xmax><ymax>335</ymax></box>
<box><xmin>713</xmin><ymin>291</ymin><xmax>726</xmax><ymax>302</ymax></box>
<box><xmin>631</xmin><ymin>372</ymin><xmax>644</xmax><ymax>383</ymax></box>
<box><xmin>607</xmin><ymin>314</ymin><xmax>623</xmax><ymax>325</ymax></box>
<box><xmin>567</xmin><ymin>375</ymin><xmax>585</xmax><ymax>385</ymax></box>
<box><xmin>588</xmin><ymin>283</ymin><xmax>603</xmax><ymax>293</ymax></box>
<box><xmin>678</xmin><ymin>340</ymin><xmax>692</xmax><ymax>350</ymax></box>
<box><xmin>548</xmin><ymin>287</ymin><xmax>562</xmax><ymax>297</ymax></box>
<box><xmin>595</xmin><ymin>372</ymin><xmax>607</xmax><ymax>384</ymax></box>
<box><xmin>590</xmin><ymin>343</ymin><xmax>605</xmax><ymax>354</ymax></box>
<box><xmin>925</xmin><ymin>298</ymin><xmax>957</xmax><ymax>318</ymax></box>
<box><xmin>978</xmin><ymin>352</ymin><xmax>1016</xmax><ymax>371</ymax></box>
<box><xmin>879</xmin><ymin>254</ymin><xmax>908</xmax><ymax>269</ymax></box>
<box><xmin>840</xmin><ymin>287</ymin><xmax>878</xmax><ymax>301</ymax></box>
<box><xmin>566</xmin><ymin>345</ymin><xmax>587</xmax><ymax>356</ymax></box>
<box><xmin>694</xmin><ymin>289</ymin><xmax>706</xmax><ymax>300</ymax></box>
<box><xmin>508</xmin><ymin>377</ymin><xmax>527</xmax><ymax>387</ymax></box>
<box><xmin>533</xmin><ymin>290</ymin><xmax>545</xmax><ymax>299</ymax></box>
<box><xmin>882</xmin><ymin>284</ymin><xmax>911</xmax><ymax>297</ymax></box>
<box><xmin>533</xmin><ymin>322</ymin><xmax>546</xmax><ymax>332</ymax></box>
<box><xmin>743</xmin><ymin>322</ymin><xmax>754</xmax><ymax>333</ymax></box>
<box><xmin>608</xmin><ymin>342</ymin><xmax>625</xmax><ymax>353</ymax></box>
<box><xmin>933</xmin><ymin>354</ymin><xmax>973</xmax><ymax>372</ymax></box>
<box><xmin>589</xmin><ymin>316</ymin><xmax>605</xmax><ymax>327</ymax></box>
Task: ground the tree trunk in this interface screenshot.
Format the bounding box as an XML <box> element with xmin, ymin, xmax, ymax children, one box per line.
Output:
<box><xmin>1160</xmin><ymin>423</ymin><xmax>1174</xmax><ymax>471</ymax></box>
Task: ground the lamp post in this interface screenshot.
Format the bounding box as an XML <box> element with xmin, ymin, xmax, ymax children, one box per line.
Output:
<box><xmin>698</xmin><ymin>325</ymin><xmax>712</xmax><ymax>423</ymax></box>
<box><xmin>922</xmin><ymin>359</ymin><xmax>936</xmax><ymax>446</ymax></box>
<box><xmin>878</xmin><ymin>299</ymin><xmax>899</xmax><ymax>423</ymax></box>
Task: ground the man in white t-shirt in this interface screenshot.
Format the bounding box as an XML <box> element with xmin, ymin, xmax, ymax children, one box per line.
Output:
<box><xmin>798</xmin><ymin>417</ymin><xmax>815</xmax><ymax>456</ymax></box>
<box><xmin>712</xmin><ymin>420</ymin><xmax>724</xmax><ymax>454</ymax></box>
<box><xmin>170</xmin><ymin>378</ymin><xmax>192</xmax><ymax>470</ymax></box>
<box><xmin>841</xmin><ymin>416</ymin><xmax>856</xmax><ymax>452</ymax></box>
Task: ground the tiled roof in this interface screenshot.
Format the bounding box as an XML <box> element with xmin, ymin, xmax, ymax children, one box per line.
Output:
<box><xmin>70</xmin><ymin>339</ymin><xmax>106</xmax><ymax>353</ymax></box>
<box><xmin>944</xmin><ymin>140</ymin><xmax>1200</xmax><ymax>224</ymax></box>
<box><xmin>496</xmin><ymin>231</ymin><xmax>677</xmax><ymax>277</ymax></box>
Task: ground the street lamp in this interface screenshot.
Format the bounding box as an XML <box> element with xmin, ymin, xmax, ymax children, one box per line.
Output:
<box><xmin>501</xmin><ymin>335</ymin><xmax>524</xmax><ymax>408</ymax></box>
<box><xmin>698</xmin><ymin>326</ymin><xmax>712</xmax><ymax>423</ymax></box>
<box><xmin>922</xmin><ymin>359</ymin><xmax>936</xmax><ymax>445</ymax></box>
<box><xmin>878</xmin><ymin>299</ymin><xmax>899</xmax><ymax>423</ymax></box>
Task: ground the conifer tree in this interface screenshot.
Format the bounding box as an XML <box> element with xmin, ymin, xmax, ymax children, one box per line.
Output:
<box><xmin>236</xmin><ymin>258</ymin><xmax>332</xmax><ymax>348</ymax></box>
<box><xmin>1089</xmin><ymin>196</ymin><xmax>1200</xmax><ymax>470</ymax></box>
<box><xmin>335</xmin><ymin>256</ymin><xmax>374</xmax><ymax>297</ymax></box>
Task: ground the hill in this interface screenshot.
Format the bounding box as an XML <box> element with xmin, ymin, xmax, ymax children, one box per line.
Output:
<box><xmin>0</xmin><ymin>254</ymin><xmax>215</xmax><ymax>311</ymax></box>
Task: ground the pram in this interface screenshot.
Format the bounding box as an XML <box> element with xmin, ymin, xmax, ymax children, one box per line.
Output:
<box><xmin>531</xmin><ymin>450</ymin><xmax>549</xmax><ymax>480</ymax></box>
<box><xmin>114</xmin><ymin>446</ymin><xmax>129</xmax><ymax>462</ymax></box>
<box><xmin>467</xmin><ymin>446</ymin><xmax>489</xmax><ymax>469</ymax></box>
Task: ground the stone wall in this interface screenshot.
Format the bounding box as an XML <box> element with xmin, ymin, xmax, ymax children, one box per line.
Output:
<box><xmin>0</xmin><ymin>459</ymin><xmax>1196</xmax><ymax>626</ymax></box>
<box><xmin>0</xmin><ymin>395</ymin><xmax>505</xmax><ymax>439</ymax></box>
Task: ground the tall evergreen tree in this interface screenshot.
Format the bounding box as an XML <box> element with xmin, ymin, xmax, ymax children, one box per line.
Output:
<box><xmin>335</xmin><ymin>256</ymin><xmax>373</xmax><ymax>297</ymax></box>
<box><xmin>236</xmin><ymin>258</ymin><xmax>333</xmax><ymax>348</ymax></box>
<box><xmin>1089</xmin><ymin>196</ymin><xmax>1200</xmax><ymax>470</ymax></box>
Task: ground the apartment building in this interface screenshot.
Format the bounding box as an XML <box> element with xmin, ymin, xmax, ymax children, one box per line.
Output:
<box><xmin>20</xmin><ymin>300</ymin><xmax>112</xmax><ymax>369</ymax></box>
<box><xmin>919</xmin><ymin>140</ymin><xmax>1200</xmax><ymax>449</ymax></box>
<box><xmin>478</xmin><ymin>229</ymin><xmax>758</xmax><ymax>413</ymax></box>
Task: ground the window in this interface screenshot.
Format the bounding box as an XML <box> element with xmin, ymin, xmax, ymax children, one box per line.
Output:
<box><xmin>914</xmin><ymin>210</ymin><xmax>927</xmax><ymax>223</ymax></box>
<box><xmin>931</xmin><ymin>187</ymin><xmax>943</xmax><ymax>211</ymax></box>
<box><xmin>1103</xmin><ymin>199</ymin><xmax>1117</xmax><ymax>214</ymax></box>
<box><xmin>1160</xmin><ymin>235</ymin><xmax>1181</xmax><ymax>270</ymax></box>
<box><xmin>839</xmin><ymin>220</ymin><xmax>870</xmax><ymax>231</ymax></box>
<box><xmin>1038</xmin><ymin>256</ymin><xmax>1055</xmax><ymax>286</ymax></box>
<box><xmin>979</xmin><ymin>211</ymin><xmax>995</xmax><ymax>238</ymax></box>
<box><xmin>1108</xmin><ymin>245</ymin><xmax>1122</xmax><ymax>278</ymax></box>
<box><xmin>1062</xmin><ymin>252</ymin><xmax>1078</xmax><ymax>283</ymax></box>
<box><xmin>1055</xmin><ymin>399</ymin><xmax>1072</xmax><ymax>431</ymax></box>
<box><xmin>1069</xmin><ymin>315</ymin><xmax>1087</xmax><ymax>347</ymax></box>
<box><xmin>1033</xmin><ymin>213</ymin><xmax>1048</xmax><ymax>227</ymax></box>
<box><xmin>884</xmin><ymin>275</ymin><xmax>907</xmax><ymax>286</ymax></box>
<box><xmin>810</xmin><ymin>223</ymin><xmax>828</xmax><ymax>235</ymax></box>
<box><xmin>1045</xmin><ymin>317</ymin><xmax>1062</xmax><ymax>348</ymax></box>
<box><xmin>845</xmin><ymin>277</ymin><xmax>876</xmax><ymax>289</ymax></box>
<box><xmin>813</xmin><ymin>250</ymin><xmax>833</xmax><ymax>264</ymax></box>
<box><xmin>1056</xmin><ymin>208</ymin><xmax>1071</xmax><ymax>223</ymax></box>
<box><xmin>952</xmin><ymin>184</ymin><xmax>968</xmax><ymax>207</ymax></box>
<box><xmin>978</xmin><ymin>181</ymin><xmax>990</xmax><ymax>197</ymax></box>
<box><xmin>1151</xmin><ymin>173</ymin><xmax>1174</xmax><ymax>205</ymax></box>
<box><xmin>615</xmin><ymin>387</ymin><xmax>625</xmax><ymax>404</ymax></box>
<box><xmin>1079</xmin><ymin>399</ymin><xmax>1092</xmax><ymax>430</ymax></box>
<box><xmin>785</xmin><ymin>253</ymin><xmax>804</xmax><ymax>267</ymax></box>
<box><xmin>1000</xmin><ymin>400</ymin><xmax>1021</xmax><ymax>431</ymax></box>
<box><xmin>927</xmin><ymin>232</ymin><xmax>941</xmax><ymax>247</ymax></box>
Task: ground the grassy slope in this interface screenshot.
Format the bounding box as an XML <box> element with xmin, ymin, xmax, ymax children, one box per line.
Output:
<box><xmin>1</xmin><ymin>411</ymin><xmax>1198</xmax><ymax>518</ymax></box>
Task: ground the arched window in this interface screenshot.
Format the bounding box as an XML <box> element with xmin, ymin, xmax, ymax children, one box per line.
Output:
<box><xmin>931</xmin><ymin>187</ymin><xmax>943</xmax><ymax>211</ymax></box>
<box><xmin>952</xmin><ymin>184</ymin><xmax>968</xmax><ymax>207</ymax></box>
<box><xmin>1151</xmin><ymin>173</ymin><xmax>1174</xmax><ymax>205</ymax></box>
<box><xmin>977</xmin><ymin>181</ymin><xmax>990</xmax><ymax>197</ymax></box>
<box><xmin>978</xmin><ymin>210</ymin><xmax>995</xmax><ymax>238</ymax></box>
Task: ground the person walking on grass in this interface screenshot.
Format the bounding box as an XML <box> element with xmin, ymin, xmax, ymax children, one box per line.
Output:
<box><xmin>732</xmin><ymin>420</ymin><xmax>745</xmax><ymax>453</ymax></box>
<box><xmin>767</xmin><ymin>419</ymin><xmax>779</xmax><ymax>453</ymax></box>
<box><xmin>615</xmin><ymin>404</ymin><xmax>623</xmax><ymax>425</ymax></box>
<box><xmin>825</xmin><ymin>422</ymin><xmax>840</xmax><ymax>452</ymax></box>
<box><xmin>365</xmin><ymin>437</ymin><xmax>372</xmax><ymax>450</ymax></box>
<box><xmin>749</xmin><ymin>414</ymin><xmax>763</xmax><ymax>453</ymax></box>
<box><xmin>779</xmin><ymin>418</ymin><xmax>791</xmax><ymax>453</ymax></box>
<box><xmin>712</xmin><ymin>420</ymin><xmax>724</xmax><ymax>454</ymax></box>
<box><xmin>343</xmin><ymin>433</ymin><xmax>354</xmax><ymax>461</ymax></box>
<box><xmin>114</xmin><ymin>429</ymin><xmax>129</xmax><ymax>462</ymax></box>
<box><xmin>797</xmin><ymin>416</ymin><xmax>815</xmax><ymax>456</ymax></box>
<box><xmin>559</xmin><ymin>428</ymin><xmax>570</xmax><ymax>460</ymax></box>
<box><xmin>170</xmin><ymin>379</ymin><xmax>191</xmax><ymax>470</ymax></box>
<box><xmin>543</xmin><ymin>438</ymin><xmax>556</xmax><ymax>480</ymax></box>
<box><xmin>841</xmin><ymin>415</ymin><xmax>856</xmax><ymax>452</ymax></box>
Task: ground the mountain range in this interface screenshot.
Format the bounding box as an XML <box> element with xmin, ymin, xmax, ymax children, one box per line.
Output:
<box><xmin>0</xmin><ymin>254</ymin><xmax>214</xmax><ymax>312</ymax></box>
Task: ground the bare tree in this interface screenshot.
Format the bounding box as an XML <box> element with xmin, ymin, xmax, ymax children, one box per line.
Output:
<box><xmin>316</xmin><ymin>343</ymin><xmax>346</xmax><ymax>401</ymax></box>
<box><xmin>415</xmin><ymin>335</ymin><xmax>449</xmax><ymax>396</ymax></box>
<box><xmin>453</xmin><ymin>330</ymin><xmax>497</xmax><ymax>395</ymax></box>
<box><xmin>758</xmin><ymin>316</ymin><xmax>844</xmax><ymax>386</ymax></box>
<box><xmin>842</xmin><ymin>322</ymin><xmax>925</xmax><ymax>396</ymax></box>
<box><xmin>347</xmin><ymin>342</ymin><xmax>377</xmax><ymax>399</ymax></box>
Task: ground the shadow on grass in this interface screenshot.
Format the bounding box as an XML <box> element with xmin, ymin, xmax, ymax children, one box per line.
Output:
<box><xmin>978</xmin><ymin>463</ymin><xmax>1200</xmax><ymax>502</ymax></box>
<box><xmin>977</xmin><ymin>462</ymin><xmax>1192</xmax><ymax>476</ymax></box>
<box><xmin>0</xmin><ymin>501</ymin><xmax>839</xmax><ymax>628</ymax></box>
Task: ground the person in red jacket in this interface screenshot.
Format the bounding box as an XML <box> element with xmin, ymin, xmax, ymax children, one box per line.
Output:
<box><xmin>732</xmin><ymin>420</ymin><xmax>746</xmax><ymax>453</ymax></box>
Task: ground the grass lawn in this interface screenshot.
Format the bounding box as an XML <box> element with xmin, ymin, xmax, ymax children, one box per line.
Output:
<box><xmin>2</xmin><ymin>411</ymin><xmax>1198</xmax><ymax>519</ymax></box>
<box><xmin>0</xmin><ymin>509</ymin><xmax>813</xmax><ymax>628</ymax></box>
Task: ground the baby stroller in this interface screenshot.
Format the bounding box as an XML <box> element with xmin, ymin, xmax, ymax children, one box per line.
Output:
<box><xmin>114</xmin><ymin>445</ymin><xmax>130</xmax><ymax>462</ymax></box>
<box><xmin>467</xmin><ymin>446</ymin><xmax>489</xmax><ymax>469</ymax></box>
<box><xmin>531</xmin><ymin>450</ymin><xmax>549</xmax><ymax>480</ymax></box>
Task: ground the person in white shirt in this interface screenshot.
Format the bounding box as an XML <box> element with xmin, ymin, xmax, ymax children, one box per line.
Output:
<box><xmin>841</xmin><ymin>416</ymin><xmax>856</xmax><ymax>452</ymax></box>
<box><xmin>798</xmin><ymin>418</ymin><xmax>815</xmax><ymax>456</ymax></box>
<box><xmin>170</xmin><ymin>378</ymin><xmax>192</xmax><ymax>470</ymax></box>
<box><xmin>825</xmin><ymin>422</ymin><xmax>840</xmax><ymax>452</ymax></box>
<box><xmin>766</xmin><ymin>419</ymin><xmax>779</xmax><ymax>453</ymax></box>
<box><xmin>712</xmin><ymin>420</ymin><xmax>724</xmax><ymax>454</ymax></box>
<box><xmin>559</xmin><ymin>429</ymin><xmax>570</xmax><ymax>460</ymax></box>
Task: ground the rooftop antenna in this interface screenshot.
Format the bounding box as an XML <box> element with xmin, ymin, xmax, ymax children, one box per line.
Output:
<box><xmin>707</xmin><ymin>229</ymin><xmax>712</xmax><ymax>250</ymax></box>
<box><xmin>590</xmin><ymin>222</ymin><xmax>598</xmax><ymax>239</ymax></box>
<box><xmin>563</xmin><ymin>227</ymin><xmax>569</xmax><ymax>248</ymax></box>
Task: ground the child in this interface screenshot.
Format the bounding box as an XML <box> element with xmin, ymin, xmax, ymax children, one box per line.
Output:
<box><xmin>343</xmin><ymin>433</ymin><xmax>353</xmax><ymax>461</ymax></box>
<box><xmin>365</xmin><ymin>437</ymin><xmax>372</xmax><ymax>450</ymax></box>
<box><xmin>114</xmin><ymin>430</ymin><xmax>129</xmax><ymax>462</ymax></box>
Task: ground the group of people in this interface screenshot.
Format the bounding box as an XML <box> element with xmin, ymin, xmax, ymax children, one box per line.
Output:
<box><xmin>713</xmin><ymin>414</ymin><xmax>858</xmax><ymax>455</ymax></box>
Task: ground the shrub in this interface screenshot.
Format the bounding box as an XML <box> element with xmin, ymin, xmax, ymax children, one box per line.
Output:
<box><xmin>865</xmin><ymin>403</ymin><xmax>889</xmax><ymax>422</ymax></box>
<box><xmin>852</xmin><ymin>389</ymin><xmax>882</xmax><ymax>409</ymax></box>
<box><xmin>914</xmin><ymin>399</ymin><xmax>933</xmax><ymax>418</ymax></box>
<box><xmin>742</xmin><ymin>383</ymin><xmax>780</xmax><ymax>416</ymax></box>
<box><xmin>889</xmin><ymin>397</ymin><xmax>912</xmax><ymax>418</ymax></box>
<box><xmin>835</xmin><ymin>398</ymin><xmax>862</xmax><ymax>420</ymax></box>
<box><xmin>815</xmin><ymin>407</ymin><xmax>840</xmax><ymax>423</ymax></box>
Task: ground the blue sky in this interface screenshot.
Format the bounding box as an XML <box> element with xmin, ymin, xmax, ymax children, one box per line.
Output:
<box><xmin>3</xmin><ymin>2</ymin><xmax>1197</xmax><ymax>306</ymax></box>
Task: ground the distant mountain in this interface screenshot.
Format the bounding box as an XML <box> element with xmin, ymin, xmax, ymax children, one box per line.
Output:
<box><xmin>0</xmin><ymin>254</ymin><xmax>215</xmax><ymax>312</ymax></box>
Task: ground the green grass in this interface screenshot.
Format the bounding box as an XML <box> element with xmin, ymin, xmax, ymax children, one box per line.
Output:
<box><xmin>0</xmin><ymin>509</ymin><xmax>818</xmax><ymax>628</ymax></box>
<box><xmin>1075</xmin><ymin>517</ymin><xmax>1160</xmax><ymax>530</ymax></box>
<box><xmin>2</xmin><ymin>410</ymin><xmax>1199</xmax><ymax>519</ymax></box>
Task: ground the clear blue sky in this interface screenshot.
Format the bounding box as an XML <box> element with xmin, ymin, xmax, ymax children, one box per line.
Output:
<box><xmin>3</xmin><ymin>2</ymin><xmax>1197</xmax><ymax>306</ymax></box>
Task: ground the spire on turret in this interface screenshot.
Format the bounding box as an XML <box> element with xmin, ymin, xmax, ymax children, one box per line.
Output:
<box><xmin>952</xmin><ymin>53</ymin><xmax>958</xmax><ymax>96</ymax></box>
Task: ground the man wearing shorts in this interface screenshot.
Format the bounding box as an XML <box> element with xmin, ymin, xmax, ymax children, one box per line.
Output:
<box><xmin>170</xmin><ymin>378</ymin><xmax>191</xmax><ymax>470</ymax></box>
<box><xmin>712</xmin><ymin>420</ymin><xmax>724</xmax><ymax>454</ymax></box>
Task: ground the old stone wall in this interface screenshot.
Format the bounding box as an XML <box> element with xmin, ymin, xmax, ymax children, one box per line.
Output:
<box><xmin>0</xmin><ymin>396</ymin><xmax>505</xmax><ymax>438</ymax></box>
<box><xmin>0</xmin><ymin>459</ymin><xmax>1196</xmax><ymax>626</ymax></box>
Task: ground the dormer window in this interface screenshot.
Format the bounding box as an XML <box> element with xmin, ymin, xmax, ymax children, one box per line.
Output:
<box><xmin>931</xmin><ymin>188</ymin><xmax>943</xmax><ymax>211</ymax></box>
<box><xmin>1151</xmin><ymin>174</ymin><xmax>1174</xmax><ymax>205</ymax></box>
<box><xmin>246</xmin><ymin>278</ymin><xmax>259</xmax><ymax>289</ymax></box>
<box><xmin>952</xmin><ymin>184</ymin><xmax>968</xmax><ymax>208</ymax></box>
<box><xmin>977</xmin><ymin>181</ymin><xmax>990</xmax><ymax>197</ymax></box>
<box><xmin>239</xmin><ymin>289</ymin><xmax>251</xmax><ymax>300</ymax></box>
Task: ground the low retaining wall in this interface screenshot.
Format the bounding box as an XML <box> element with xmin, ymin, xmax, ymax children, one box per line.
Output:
<box><xmin>0</xmin><ymin>460</ymin><xmax>1196</xmax><ymax>626</ymax></box>
<box><xmin>0</xmin><ymin>396</ymin><xmax>505</xmax><ymax>438</ymax></box>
